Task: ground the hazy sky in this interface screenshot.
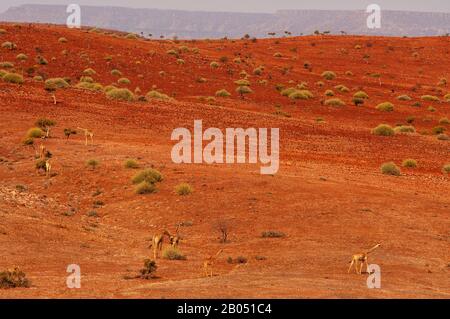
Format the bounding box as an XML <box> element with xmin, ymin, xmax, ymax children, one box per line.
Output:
<box><xmin>1</xmin><ymin>0</ymin><xmax>449</xmax><ymax>14</ymax></box>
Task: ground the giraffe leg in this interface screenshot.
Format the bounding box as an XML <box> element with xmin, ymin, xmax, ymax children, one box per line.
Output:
<box><xmin>348</xmin><ymin>259</ymin><xmax>354</xmax><ymax>273</ymax></box>
<box><xmin>359</xmin><ymin>261</ymin><xmax>364</xmax><ymax>275</ymax></box>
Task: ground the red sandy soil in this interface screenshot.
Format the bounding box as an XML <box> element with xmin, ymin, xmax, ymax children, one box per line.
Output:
<box><xmin>0</xmin><ymin>23</ymin><xmax>449</xmax><ymax>298</ymax></box>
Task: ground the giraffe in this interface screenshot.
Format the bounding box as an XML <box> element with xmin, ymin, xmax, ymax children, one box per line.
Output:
<box><xmin>77</xmin><ymin>127</ymin><xmax>94</xmax><ymax>146</ymax></box>
<box><xmin>203</xmin><ymin>249</ymin><xmax>223</xmax><ymax>277</ymax></box>
<box><xmin>348</xmin><ymin>243</ymin><xmax>381</xmax><ymax>274</ymax></box>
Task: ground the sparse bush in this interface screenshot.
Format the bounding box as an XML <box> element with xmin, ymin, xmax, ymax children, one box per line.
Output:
<box><xmin>273</xmin><ymin>52</ymin><xmax>282</xmax><ymax>58</ymax></box>
<box><xmin>58</xmin><ymin>37</ymin><xmax>68</xmax><ymax>43</ymax></box>
<box><xmin>0</xmin><ymin>62</ymin><xmax>13</xmax><ymax>68</ymax></box>
<box><xmin>444</xmin><ymin>94</ymin><xmax>450</xmax><ymax>102</ymax></box>
<box><xmin>26</xmin><ymin>127</ymin><xmax>43</xmax><ymax>138</ymax></box>
<box><xmin>234</xmin><ymin>79</ymin><xmax>250</xmax><ymax>86</ymax></box>
<box><xmin>16</xmin><ymin>53</ymin><xmax>27</xmax><ymax>61</ymax></box>
<box><xmin>394</xmin><ymin>125</ymin><xmax>416</xmax><ymax>134</ymax></box>
<box><xmin>111</xmin><ymin>69</ymin><xmax>122</xmax><ymax>76</ymax></box>
<box><xmin>0</xmin><ymin>267</ymin><xmax>31</xmax><ymax>289</ymax></box>
<box><xmin>353</xmin><ymin>97</ymin><xmax>365</xmax><ymax>106</ymax></box>
<box><xmin>79</xmin><ymin>76</ymin><xmax>94</xmax><ymax>83</ymax></box>
<box><xmin>44</xmin><ymin>78</ymin><xmax>69</xmax><ymax>91</ymax></box>
<box><xmin>132</xmin><ymin>168</ymin><xmax>163</xmax><ymax>185</ymax></box>
<box><xmin>324</xmin><ymin>90</ymin><xmax>334</xmax><ymax>97</ymax></box>
<box><xmin>376</xmin><ymin>102</ymin><xmax>394</xmax><ymax>112</ymax></box>
<box><xmin>86</xmin><ymin>159</ymin><xmax>99</xmax><ymax>170</ymax></box>
<box><xmin>117</xmin><ymin>77</ymin><xmax>131</xmax><ymax>85</ymax></box>
<box><xmin>124</xmin><ymin>33</ymin><xmax>138</xmax><ymax>39</ymax></box>
<box><xmin>83</xmin><ymin>68</ymin><xmax>96</xmax><ymax>76</ymax></box>
<box><xmin>372</xmin><ymin>124</ymin><xmax>394</xmax><ymax>136</ymax></box>
<box><xmin>406</xmin><ymin>116</ymin><xmax>415</xmax><ymax>124</ymax></box>
<box><xmin>236</xmin><ymin>85</ymin><xmax>253</xmax><ymax>98</ymax></box>
<box><xmin>421</xmin><ymin>95</ymin><xmax>439</xmax><ymax>102</ymax></box>
<box><xmin>432</xmin><ymin>126</ymin><xmax>445</xmax><ymax>135</ymax></box>
<box><xmin>36</xmin><ymin>56</ymin><xmax>48</xmax><ymax>65</ymax></box>
<box><xmin>262</xmin><ymin>231</ymin><xmax>286</xmax><ymax>238</ymax></box>
<box><xmin>124</xmin><ymin>159</ymin><xmax>139</xmax><ymax>169</ymax></box>
<box><xmin>324</xmin><ymin>98</ymin><xmax>345</xmax><ymax>106</ymax></box>
<box><xmin>253</xmin><ymin>67</ymin><xmax>263</xmax><ymax>75</ymax></box>
<box><xmin>439</xmin><ymin>117</ymin><xmax>450</xmax><ymax>125</ymax></box>
<box><xmin>215</xmin><ymin>89</ymin><xmax>231</xmax><ymax>97</ymax></box>
<box><xmin>428</xmin><ymin>106</ymin><xmax>436</xmax><ymax>112</ymax></box>
<box><xmin>162</xmin><ymin>247</ymin><xmax>186</xmax><ymax>260</ymax></box>
<box><xmin>196</xmin><ymin>77</ymin><xmax>207</xmax><ymax>83</ymax></box>
<box><xmin>289</xmin><ymin>90</ymin><xmax>313</xmax><ymax>100</ymax></box>
<box><xmin>442</xmin><ymin>164</ymin><xmax>450</xmax><ymax>174</ymax></box>
<box><xmin>176</xmin><ymin>59</ymin><xmax>185</xmax><ymax>65</ymax></box>
<box><xmin>381</xmin><ymin>162</ymin><xmax>401</xmax><ymax>176</ymax></box>
<box><xmin>106</xmin><ymin>88</ymin><xmax>134</xmax><ymax>101</ymax></box>
<box><xmin>321</xmin><ymin>71</ymin><xmax>336</xmax><ymax>80</ymax></box>
<box><xmin>402</xmin><ymin>159</ymin><xmax>417</xmax><ymax>168</ymax></box>
<box><xmin>76</xmin><ymin>82</ymin><xmax>103</xmax><ymax>91</ymax></box>
<box><xmin>210</xmin><ymin>61</ymin><xmax>219</xmax><ymax>68</ymax></box>
<box><xmin>397</xmin><ymin>95</ymin><xmax>411</xmax><ymax>101</ymax></box>
<box><xmin>146</xmin><ymin>90</ymin><xmax>170</xmax><ymax>100</ymax></box>
<box><xmin>33</xmin><ymin>75</ymin><xmax>43</xmax><ymax>82</ymax></box>
<box><xmin>1</xmin><ymin>41</ymin><xmax>16</xmax><ymax>50</ymax></box>
<box><xmin>335</xmin><ymin>85</ymin><xmax>350</xmax><ymax>93</ymax></box>
<box><xmin>135</xmin><ymin>181</ymin><xmax>157</xmax><ymax>194</ymax></box>
<box><xmin>437</xmin><ymin>134</ymin><xmax>449</xmax><ymax>141</ymax></box>
<box><xmin>139</xmin><ymin>259</ymin><xmax>157</xmax><ymax>279</ymax></box>
<box><xmin>175</xmin><ymin>183</ymin><xmax>193</xmax><ymax>195</ymax></box>
<box><xmin>353</xmin><ymin>91</ymin><xmax>369</xmax><ymax>99</ymax></box>
<box><xmin>2</xmin><ymin>73</ymin><xmax>23</xmax><ymax>84</ymax></box>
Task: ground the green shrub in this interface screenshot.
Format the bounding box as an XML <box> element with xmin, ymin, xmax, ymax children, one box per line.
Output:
<box><xmin>58</xmin><ymin>37</ymin><xmax>68</xmax><ymax>43</ymax></box>
<box><xmin>103</xmin><ymin>85</ymin><xmax>117</xmax><ymax>92</ymax></box>
<box><xmin>0</xmin><ymin>62</ymin><xmax>13</xmax><ymax>68</ymax></box>
<box><xmin>321</xmin><ymin>71</ymin><xmax>336</xmax><ymax>80</ymax></box>
<box><xmin>421</xmin><ymin>95</ymin><xmax>439</xmax><ymax>102</ymax></box>
<box><xmin>353</xmin><ymin>91</ymin><xmax>369</xmax><ymax>99</ymax></box>
<box><xmin>436</xmin><ymin>134</ymin><xmax>449</xmax><ymax>141</ymax></box>
<box><xmin>76</xmin><ymin>82</ymin><xmax>103</xmax><ymax>91</ymax></box>
<box><xmin>146</xmin><ymin>90</ymin><xmax>170</xmax><ymax>100</ymax></box>
<box><xmin>215</xmin><ymin>89</ymin><xmax>231</xmax><ymax>97</ymax></box>
<box><xmin>236</xmin><ymin>85</ymin><xmax>253</xmax><ymax>97</ymax></box>
<box><xmin>1</xmin><ymin>41</ymin><xmax>16</xmax><ymax>50</ymax></box>
<box><xmin>376</xmin><ymin>102</ymin><xmax>394</xmax><ymax>112</ymax></box>
<box><xmin>83</xmin><ymin>68</ymin><xmax>96</xmax><ymax>76</ymax></box>
<box><xmin>0</xmin><ymin>267</ymin><xmax>31</xmax><ymax>289</ymax></box>
<box><xmin>16</xmin><ymin>53</ymin><xmax>27</xmax><ymax>61</ymax></box>
<box><xmin>353</xmin><ymin>97</ymin><xmax>365</xmax><ymax>106</ymax></box>
<box><xmin>273</xmin><ymin>52</ymin><xmax>282</xmax><ymax>58</ymax></box>
<box><xmin>402</xmin><ymin>159</ymin><xmax>417</xmax><ymax>168</ymax></box>
<box><xmin>432</xmin><ymin>126</ymin><xmax>446</xmax><ymax>135</ymax></box>
<box><xmin>394</xmin><ymin>125</ymin><xmax>416</xmax><ymax>134</ymax></box>
<box><xmin>79</xmin><ymin>76</ymin><xmax>94</xmax><ymax>83</ymax></box>
<box><xmin>86</xmin><ymin>159</ymin><xmax>99</xmax><ymax>170</ymax></box>
<box><xmin>106</xmin><ymin>88</ymin><xmax>134</xmax><ymax>101</ymax></box>
<box><xmin>262</xmin><ymin>231</ymin><xmax>286</xmax><ymax>238</ymax></box>
<box><xmin>162</xmin><ymin>247</ymin><xmax>186</xmax><ymax>260</ymax></box>
<box><xmin>280</xmin><ymin>87</ymin><xmax>297</xmax><ymax>97</ymax></box>
<box><xmin>406</xmin><ymin>116</ymin><xmax>415</xmax><ymax>124</ymax></box>
<box><xmin>324</xmin><ymin>89</ymin><xmax>334</xmax><ymax>97</ymax></box>
<box><xmin>33</xmin><ymin>75</ymin><xmax>43</xmax><ymax>82</ymax></box>
<box><xmin>124</xmin><ymin>159</ymin><xmax>139</xmax><ymax>169</ymax></box>
<box><xmin>289</xmin><ymin>90</ymin><xmax>313</xmax><ymax>100</ymax></box>
<box><xmin>442</xmin><ymin>164</ymin><xmax>450</xmax><ymax>174</ymax></box>
<box><xmin>117</xmin><ymin>77</ymin><xmax>131</xmax><ymax>85</ymax></box>
<box><xmin>26</xmin><ymin>127</ymin><xmax>44</xmax><ymax>138</ymax></box>
<box><xmin>125</xmin><ymin>33</ymin><xmax>138</xmax><ymax>39</ymax></box>
<box><xmin>334</xmin><ymin>85</ymin><xmax>350</xmax><ymax>93</ymax></box>
<box><xmin>3</xmin><ymin>73</ymin><xmax>24</xmax><ymax>84</ymax></box>
<box><xmin>234</xmin><ymin>79</ymin><xmax>250</xmax><ymax>86</ymax></box>
<box><xmin>44</xmin><ymin>78</ymin><xmax>69</xmax><ymax>90</ymax></box>
<box><xmin>210</xmin><ymin>61</ymin><xmax>219</xmax><ymax>68</ymax></box>
<box><xmin>253</xmin><ymin>67</ymin><xmax>263</xmax><ymax>75</ymax></box>
<box><xmin>372</xmin><ymin>124</ymin><xmax>394</xmax><ymax>136</ymax></box>
<box><xmin>439</xmin><ymin>117</ymin><xmax>450</xmax><ymax>125</ymax></box>
<box><xmin>111</xmin><ymin>69</ymin><xmax>122</xmax><ymax>76</ymax></box>
<box><xmin>444</xmin><ymin>94</ymin><xmax>450</xmax><ymax>102</ymax></box>
<box><xmin>175</xmin><ymin>183</ymin><xmax>193</xmax><ymax>195</ymax></box>
<box><xmin>324</xmin><ymin>98</ymin><xmax>345</xmax><ymax>106</ymax></box>
<box><xmin>135</xmin><ymin>181</ymin><xmax>156</xmax><ymax>194</ymax></box>
<box><xmin>132</xmin><ymin>168</ymin><xmax>163</xmax><ymax>185</ymax></box>
<box><xmin>381</xmin><ymin>162</ymin><xmax>401</xmax><ymax>176</ymax></box>
<box><xmin>397</xmin><ymin>95</ymin><xmax>411</xmax><ymax>101</ymax></box>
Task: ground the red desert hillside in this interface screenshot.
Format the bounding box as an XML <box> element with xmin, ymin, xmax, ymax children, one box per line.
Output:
<box><xmin>0</xmin><ymin>23</ymin><xmax>449</xmax><ymax>298</ymax></box>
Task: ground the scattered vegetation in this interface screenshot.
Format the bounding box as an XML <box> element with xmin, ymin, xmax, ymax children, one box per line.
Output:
<box><xmin>106</xmin><ymin>88</ymin><xmax>134</xmax><ymax>101</ymax></box>
<box><xmin>372</xmin><ymin>124</ymin><xmax>394</xmax><ymax>136</ymax></box>
<box><xmin>138</xmin><ymin>259</ymin><xmax>157</xmax><ymax>279</ymax></box>
<box><xmin>215</xmin><ymin>89</ymin><xmax>231</xmax><ymax>97</ymax></box>
<box><xmin>175</xmin><ymin>183</ymin><xmax>193</xmax><ymax>195</ymax></box>
<box><xmin>124</xmin><ymin>159</ymin><xmax>139</xmax><ymax>169</ymax></box>
<box><xmin>2</xmin><ymin>73</ymin><xmax>24</xmax><ymax>84</ymax></box>
<box><xmin>402</xmin><ymin>159</ymin><xmax>417</xmax><ymax>168</ymax></box>
<box><xmin>324</xmin><ymin>98</ymin><xmax>345</xmax><ymax>106</ymax></box>
<box><xmin>44</xmin><ymin>78</ymin><xmax>69</xmax><ymax>91</ymax></box>
<box><xmin>376</xmin><ymin>102</ymin><xmax>394</xmax><ymax>112</ymax></box>
<box><xmin>0</xmin><ymin>267</ymin><xmax>31</xmax><ymax>289</ymax></box>
<box><xmin>381</xmin><ymin>162</ymin><xmax>401</xmax><ymax>176</ymax></box>
<box><xmin>321</xmin><ymin>71</ymin><xmax>337</xmax><ymax>80</ymax></box>
<box><xmin>162</xmin><ymin>247</ymin><xmax>186</xmax><ymax>260</ymax></box>
<box><xmin>262</xmin><ymin>231</ymin><xmax>286</xmax><ymax>238</ymax></box>
<box><xmin>394</xmin><ymin>125</ymin><xmax>416</xmax><ymax>134</ymax></box>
